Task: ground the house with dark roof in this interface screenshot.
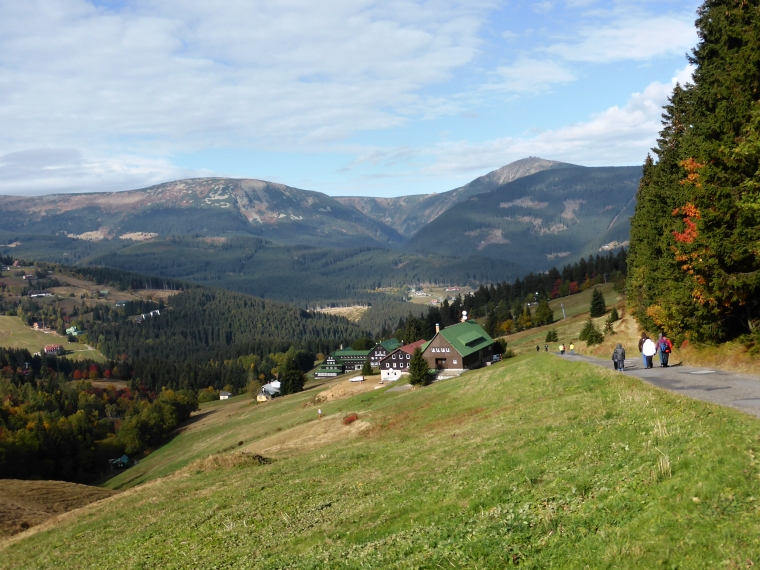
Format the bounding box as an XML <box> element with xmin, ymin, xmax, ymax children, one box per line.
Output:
<box><xmin>314</xmin><ymin>355</ymin><xmax>345</xmax><ymax>378</ymax></box>
<box><xmin>379</xmin><ymin>338</ymin><xmax>427</xmax><ymax>382</ymax></box>
<box><xmin>421</xmin><ymin>320</ymin><xmax>494</xmax><ymax>373</ymax></box>
<box><xmin>367</xmin><ymin>338</ymin><xmax>401</xmax><ymax>369</ymax></box>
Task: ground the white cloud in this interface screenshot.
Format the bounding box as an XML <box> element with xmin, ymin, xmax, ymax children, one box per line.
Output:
<box><xmin>489</xmin><ymin>58</ymin><xmax>575</xmax><ymax>93</ymax></box>
<box><xmin>423</xmin><ymin>66</ymin><xmax>694</xmax><ymax>177</ymax></box>
<box><xmin>546</xmin><ymin>14</ymin><xmax>696</xmax><ymax>63</ymax></box>
<box><xmin>0</xmin><ymin>148</ymin><xmax>208</xmax><ymax>195</ymax></box>
<box><xmin>0</xmin><ymin>0</ymin><xmax>489</xmax><ymax>180</ymax></box>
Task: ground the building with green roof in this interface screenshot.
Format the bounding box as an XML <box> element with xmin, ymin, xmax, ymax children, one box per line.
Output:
<box><xmin>314</xmin><ymin>355</ymin><xmax>346</xmax><ymax>378</ymax></box>
<box><xmin>332</xmin><ymin>347</ymin><xmax>371</xmax><ymax>371</ymax></box>
<box><xmin>422</xmin><ymin>320</ymin><xmax>494</xmax><ymax>372</ymax></box>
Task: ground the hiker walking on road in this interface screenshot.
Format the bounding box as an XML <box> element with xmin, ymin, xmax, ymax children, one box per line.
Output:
<box><xmin>544</xmin><ymin>344</ymin><xmax>548</xmax><ymax>352</ymax></box>
<box><xmin>612</xmin><ymin>343</ymin><xmax>626</xmax><ymax>372</ymax></box>
<box><xmin>536</xmin><ymin>345</ymin><xmax>540</xmax><ymax>352</ymax></box>
<box><xmin>638</xmin><ymin>333</ymin><xmax>649</xmax><ymax>368</ymax></box>
<box><xmin>560</xmin><ymin>343</ymin><xmax>565</xmax><ymax>355</ymax></box>
<box><xmin>642</xmin><ymin>337</ymin><xmax>657</xmax><ymax>369</ymax></box>
<box><xmin>658</xmin><ymin>333</ymin><xmax>673</xmax><ymax>367</ymax></box>
<box><xmin>318</xmin><ymin>408</ymin><xmax>322</xmax><ymax>420</ymax></box>
<box><xmin>569</xmin><ymin>343</ymin><xmax>575</xmax><ymax>355</ymax></box>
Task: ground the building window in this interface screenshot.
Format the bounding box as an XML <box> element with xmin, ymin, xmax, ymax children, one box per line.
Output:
<box><xmin>406</xmin><ymin>354</ymin><xmax>410</xmax><ymax>359</ymax></box>
<box><xmin>453</xmin><ymin>359</ymin><xmax>458</xmax><ymax>365</ymax></box>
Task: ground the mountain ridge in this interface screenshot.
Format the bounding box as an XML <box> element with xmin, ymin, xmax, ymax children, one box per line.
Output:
<box><xmin>335</xmin><ymin>157</ymin><xmax>574</xmax><ymax>236</ymax></box>
<box><xmin>0</xmin><ymin>177</ymin><xmax>405</xmax><ymax>249</ymax></box>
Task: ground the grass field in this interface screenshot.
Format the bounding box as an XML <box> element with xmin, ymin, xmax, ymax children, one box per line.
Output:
<box><xmin>0</xmin><ymin>316</ymin><xmax>107</xmax><ymax>362</ymax></box>
<box><xmin>4</xmin><ymin>354</ymin><xmax>760</xmax><ymax>568</ymax></box>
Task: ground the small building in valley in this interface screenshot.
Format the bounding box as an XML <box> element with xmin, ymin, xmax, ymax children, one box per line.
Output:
<box><xmin>314</xmin><ymin>355</ymin><xmax>345</xmax><ymax>378</ymax></box>
<box><xmin>332</xmin><ymin>347</ymin><xmax>371</xmax><ymax>371</ymax></box>
<box><xmin>44</xmin><ymin>345</ymin><xmax>64</xmax><ymax>356</ymax></box>
<box><xmin>219</xmin><ymin>391</ymin><xmax>232</xmax><ymax>400</ymax></box>
<box><xmin>257</xmin><ymin>380</ymin><xmax>281</xmax><ymax>402</ymax></box>
<box><xmin>421</xmin><ymin>320</ymin><xmax>494</xmax><ymax>373</ymax></box>
<box><xmin>380</xmin><ymin>338</ymin><xmax>427</xmax><ymax>382</ymax></box>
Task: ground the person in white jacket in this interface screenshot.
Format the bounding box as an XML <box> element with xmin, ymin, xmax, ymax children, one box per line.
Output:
<box><xmin>642</xmin><ymin>337</ymin><xmax>657</xmax><ymax>369</ymax></box>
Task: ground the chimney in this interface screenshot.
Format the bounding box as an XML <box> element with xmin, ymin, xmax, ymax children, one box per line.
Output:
<box><xmin>435</xmin><ymin>323</ymin><xmax>440</xmax><ymax>334</ymax></box>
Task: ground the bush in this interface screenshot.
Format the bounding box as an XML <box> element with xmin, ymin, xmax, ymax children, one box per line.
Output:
<box><xmin>545</xmin><ymin>329</ymin><xmax>559</xmax><ymax>343</ymax></box>
<box><xmin>579</xmin><ymin>318</ymin><xmax>604</xmax><ymax>346</ymax></box>
<box><xmin>609</xmin><ymin>307</ymin><xmax>620</xmax><ymax>321</ymax></box>
<box><xmin>502</xmin><ymin>349</ymin><xmax>516</xmax><ymax>359</ymax></box>
<box><xmin>409</xmin><ymin>347</ymin><xmax>432</xmax><ymax>386</ymax></box>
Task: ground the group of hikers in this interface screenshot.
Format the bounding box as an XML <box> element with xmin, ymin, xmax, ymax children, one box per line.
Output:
<box><xmin>551</xmin><ymin>332</ymin><xmax>673</xmax><ymax>372</ymax></box>
<box><xmin>612</xmin><ymin>332</ymin><xmax>673</xmax><ymax>371</ymax></box>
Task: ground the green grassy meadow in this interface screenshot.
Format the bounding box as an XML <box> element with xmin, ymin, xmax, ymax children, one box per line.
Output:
<box><xmin>0</xmin><ymin>315</ymin><xmax>107</xmax><ymax>362</ymax></box>
<box><xmin>4</xmin><ymin>354</ymin><xmax>760</xmax><ymax>568</ymax></box>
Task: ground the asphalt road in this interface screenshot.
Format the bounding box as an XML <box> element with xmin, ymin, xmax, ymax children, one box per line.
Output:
<box><xmin>558</xmin><ymin>352</ymin><xmax>760</xmax><ymax>419</ymax></box>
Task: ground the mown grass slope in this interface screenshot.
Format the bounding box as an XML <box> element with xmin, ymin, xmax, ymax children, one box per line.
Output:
<box><xmin>3</xmin><ymin>355</ymin><xmax>760</xmax><ymax>568</ymax></box>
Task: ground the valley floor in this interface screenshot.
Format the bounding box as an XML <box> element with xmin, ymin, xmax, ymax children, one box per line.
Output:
<box><xmin>3</xmin><ymin>355</ymin><xmax>760</xmax><ymax>568</ymax></box>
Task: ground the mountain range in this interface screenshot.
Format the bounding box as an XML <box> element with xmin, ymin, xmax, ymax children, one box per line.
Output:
<box><xmin>0</xmin><ymin>157</ymin><xmax>641</xmax><ymax>301</ymax></box>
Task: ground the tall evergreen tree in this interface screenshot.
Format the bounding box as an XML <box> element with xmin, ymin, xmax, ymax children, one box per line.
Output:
<box><xmin>589</xmin><ymin>289</ymin><xmax>607</xmax><ymax>318</ymax></box>
<box><xmin>279</xmin><ymin>358</ymin><xmax>305</xmax><ymax>395</ymax></box>
<box><xmin>627</xmin><ymin>0</ymin><xmax>760</xmax><ymax>342</ymax></box>
<box><xmin>534</xmin><ymin>299</ymin><xmax>554</xmax><ymax>326</ymax></box>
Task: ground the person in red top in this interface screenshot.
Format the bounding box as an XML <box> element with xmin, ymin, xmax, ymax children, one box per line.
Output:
<box><xmin>658</xmin><ymin>333</ymin><xmax>673</xmax><ymax>367</ymax></box>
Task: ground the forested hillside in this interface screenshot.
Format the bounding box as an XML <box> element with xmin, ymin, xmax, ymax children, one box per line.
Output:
<box><xmin>406</xmin><ymin>165</ymin><xmax>640</xmax><ymax>269</ymax></box>
<box><xmin>627</xmin><ymin>0</ymin><xmax>760</xmax><ymax>344</ymax></box>
<box><xmin>1</xmin><ymin>233</ymin><xmax>522</xmax><ymax>306</ymax></box>
<box><xmin>92</xmin><ymin>288</ymin><xmax>362</xmax><ymax>364</ymax></box>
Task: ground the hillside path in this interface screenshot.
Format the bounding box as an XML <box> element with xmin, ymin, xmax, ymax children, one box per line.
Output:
<box><xmin>558</xmin><ymin>352</ymin><xmax>760</xmax><ymax>419</ymax></box>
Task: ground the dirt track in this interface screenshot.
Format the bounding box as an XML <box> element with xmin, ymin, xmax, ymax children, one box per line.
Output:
<box><xmin>0</xmin><ymin>479</ymin><xmax>118</xmax><ymax>538</ymax></box>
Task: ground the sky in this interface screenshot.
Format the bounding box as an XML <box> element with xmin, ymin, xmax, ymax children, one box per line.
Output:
<box><xmin>0</xmin><ymin>0</ymin><xmax>700</xmax><ymax>197</ymax></box>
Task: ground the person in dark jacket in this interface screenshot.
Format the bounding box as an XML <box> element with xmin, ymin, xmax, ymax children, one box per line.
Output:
<box><xmin>612</xmin><ymin>343</ymin><xmax>626</xmax><ymax>372</ymax></box>
<box><xmin>658</xmin><ymin>333</ymin><xmax>673</xmax><ymax>367</ymax></box>
<box><xmin>638</xmin><ymin>333</ymin><xmax>649</xmax><ymax>368</ymax></box>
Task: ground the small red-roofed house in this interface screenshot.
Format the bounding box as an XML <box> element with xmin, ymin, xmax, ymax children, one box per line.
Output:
<box><xmin>379</xmin><ymin>338</ymin><xmax>427</xmax><ymax>382</ymax></box>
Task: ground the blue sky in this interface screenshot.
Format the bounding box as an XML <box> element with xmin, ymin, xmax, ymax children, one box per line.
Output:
<box><xmin>0</xmin><ymin>0</ymin><xmax>699</xmax><ymax>197</ymax></box>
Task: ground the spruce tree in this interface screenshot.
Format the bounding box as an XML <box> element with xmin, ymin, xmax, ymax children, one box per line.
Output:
<box><xmin>408</xmin><ymin>347</ymin><xmax>431</xmax><ymax>386</ymax></box>
<box><xmin>627</xmin><ymin>0</ymin><xmax>760</xmax><ymax>342</ymax></box>
<box><xmin>361</xmin><ymin>357</ymin><xmax>372</xmax><ymax>377</ymax></box>
<box><xmin>589</xmin><ymin>289</ymin><xmax>607</xmax><ymax>318</ymax></box>
<box><xmin>534</xmin><ymin>299</ymin><xmax>554</xmax><ymax>326</ymax></box>
<box><xmin>279</xmin><ymin>358</ymin><xmax>305</xmax><ymax>395</ymax></box>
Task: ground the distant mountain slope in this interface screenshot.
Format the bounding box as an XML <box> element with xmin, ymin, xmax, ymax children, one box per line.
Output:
<box><xmin>336</xmin><ymin>157</ymin><xmax>573</xmax><ymax>236</ymax></box>
<box><xmin>405</xmin><ymin>166</ymin><xmax>641</xmax><ymax>270</ymax></box>
<box><xmin>1</xmin><ymin>233</ymin><xmax>523</xmax><ymax>306</ymax></box>
<box><xmin>0</xmin><ymin>178</ymin><xmax>404</xmax><ymax>249</ymax></box>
